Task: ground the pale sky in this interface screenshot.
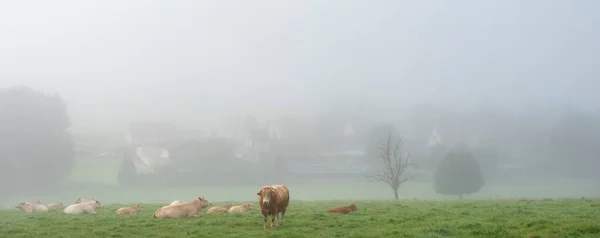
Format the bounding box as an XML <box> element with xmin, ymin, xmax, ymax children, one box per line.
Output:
<box><xmin>1</xmin><ymin>0</ymin><xmax>598</xmax><ymax>132</ymax></box>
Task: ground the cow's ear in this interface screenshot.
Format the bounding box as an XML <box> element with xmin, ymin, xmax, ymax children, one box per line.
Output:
<box><xmin>198</xmin><ymin>197</ymin><xmax>203</xmax><ymax>200</ymax></box>
<box><xmin>256</xmin><ymin>191</ymin><xmax>261</xmax><ymax>196</ymax></box>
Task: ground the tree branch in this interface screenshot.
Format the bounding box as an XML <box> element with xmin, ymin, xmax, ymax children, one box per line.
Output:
<box><xmin>371</xmin><ymin>130</ymin><xmax>415</xmax><ymax>198</ymax></box>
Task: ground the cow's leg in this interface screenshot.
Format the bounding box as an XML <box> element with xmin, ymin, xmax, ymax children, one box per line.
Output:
<box><xmin>263</xmin><ymin>214</ymin><xmax>268</xmax><ymax>229</ymax></box>
<box><xmin>278</xmin><ymin>212</ymin><xmax>283</xmax><ymax>225</ymax></box>
<box><xmin>281</xmin><ymin>208</ymin><xmax>287</xmax><ymax>225</ymax></box>
<box><xmin>273</xmin><ymin>209</ymin><xmax>280</xmax><ymax>227</ymax></box>
<box><xmin>189</xmin><ymin>210</ymin><xmax>199</xmax><ymax>217</ymax></box>
<box><xmin>271</xmin><ymin>215</ymin><xmax>276</xmax><ymax>228</ymax></box>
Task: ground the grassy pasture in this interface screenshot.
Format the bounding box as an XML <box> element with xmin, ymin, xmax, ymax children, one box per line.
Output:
<box><xmin>1</xmin><ymin>199</ymin><xmax>599</xmax><ymax>237</ymax></box>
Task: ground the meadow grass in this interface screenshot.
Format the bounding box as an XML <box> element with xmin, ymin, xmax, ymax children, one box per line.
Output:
<box><xmin>1</xmin><ymin>199</ymin><xmax>599</xmax><ymax>238</ymax></box>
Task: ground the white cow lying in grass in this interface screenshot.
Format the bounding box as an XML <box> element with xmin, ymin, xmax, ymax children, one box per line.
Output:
<box><xmin>73</xmin><ymin>197</ymin><xmax>95</xmax><ymax>204</ymax></box>
<box><xmin>63</xmin><ymin>200</ymin><xmax>104</xmax><ymax>214</ymax></box>
<box><xmin>15</xmin><ymin>201</ymin><xmax>48</xmax><ymax>213</ymax></box>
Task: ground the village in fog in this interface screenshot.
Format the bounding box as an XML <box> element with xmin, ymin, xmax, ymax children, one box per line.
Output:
<box><xmin>2</xmin><ymin>1</ymin><xmax>599</xmax><ymax>236</ymax></box>
<box><xmin>69</xmin><ymin>100</ymin><xmax>599</xmax><ymax>197</ymax></box>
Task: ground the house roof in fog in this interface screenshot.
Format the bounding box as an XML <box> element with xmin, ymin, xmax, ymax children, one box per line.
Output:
<box><xmin>344</xmin><ymin>120</ymin><xmax>355</xmax><ymax>136</ymax></box>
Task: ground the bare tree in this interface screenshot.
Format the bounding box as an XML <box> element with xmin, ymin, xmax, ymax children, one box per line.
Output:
<box><xmin>369</xmin><ymin>132</ymin><xmax>415</xmax><ymax>200</ymax></box>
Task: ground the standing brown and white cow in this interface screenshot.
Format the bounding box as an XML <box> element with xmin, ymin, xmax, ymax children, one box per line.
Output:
<box><xmin>257</xmin><ymin>184</ymin><xmax>290</xmax><ymax>229</ymax></box>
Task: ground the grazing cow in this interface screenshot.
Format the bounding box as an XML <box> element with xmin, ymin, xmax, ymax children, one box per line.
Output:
<box><xmin>257</xmin><ymin>184</ymin><xmax>290</xmax><ymax>229</ymax></box>
<box><xmin>47</xmin><ymin>202</ymin><xmax>64</xmax><ymax>210</ymax></box>
<box><xmin>116</xmin><ymin>205</ymin><xmax>143</xmax><ymax>215</ymax></box>
<box><xmin>153</xmin><ymin>196</ymin><xmax>211</xmax><ymax>218</ymax></box>
<box><xmin>328</xmin><ymin>203</ymin><xmax>357</xmax><ymax>214</ymax></box>
<box><xmin>15</xmin><ymin>202</ymin><xmax>48</xmax><ymax>213</ymax></box>
<box><xmin>207</xmin><ymin>204</ymin><xmax>233</xmax><ymax>213</ymax></box>
<box><xmin>228</xmin><ymin>203</ymin><xmax>253</xmax><ymax>213</ymax></box>
<box><xmin>63</xmin><ymin>200</ymin><xmax>103</xmax><ymax>214</ymax></box>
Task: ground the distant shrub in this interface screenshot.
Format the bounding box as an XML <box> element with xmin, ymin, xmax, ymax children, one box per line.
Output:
<box><xmin>164</xmin><ymin>138</ymin><xmax>270</xmax><ymax>186</ymax></box>
<box><xmin>434</xmin><ymin>149</ymin><xmax>485</xmax><ymax>199</ymax></box>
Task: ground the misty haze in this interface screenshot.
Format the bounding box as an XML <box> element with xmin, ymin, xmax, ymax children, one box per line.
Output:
<box><xmin>1</xmin><ymin>0</ymin><xmax>599</xmax><ymax>236</ymax></box>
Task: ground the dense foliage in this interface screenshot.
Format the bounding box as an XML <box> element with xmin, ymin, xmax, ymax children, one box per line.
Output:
<box><xmin>0</xmin><ymin>87</ymin><xmax>74</xmax><ymax>193</ymax></box>
<box><xmin>434</xmin><ymin>149</ymin><xmax>485</xmax><ymax>199</ymax></box>
<box><xmin>117</xmin><ymin>138</ymin><xmax>271</xmax><ymax>187</ymax></box>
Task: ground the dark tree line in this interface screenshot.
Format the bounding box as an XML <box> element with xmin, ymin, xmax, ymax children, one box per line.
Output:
<box><xmin>117</xmin><ymin>138</ymin><xmax>275</xmax><ymax>187</ymax></box>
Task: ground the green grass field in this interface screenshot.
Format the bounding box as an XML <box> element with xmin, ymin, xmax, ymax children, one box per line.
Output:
<box><xmin>1</xmin><ymin>199</ymin><xmax>599</xmax><ymax>237</ymax></box>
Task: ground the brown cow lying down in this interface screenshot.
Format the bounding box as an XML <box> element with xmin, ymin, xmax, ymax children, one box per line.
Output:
<box><xmin>257</xmin><ymin>184</ymin><xmax>290</xmax><ymax>229</ymax></box>
<box><xmin>63</xmin><ymin>200</ymin><xmax>104</xmax><ymax>214</ymax></box>
<box><xmin>207</xmin><ymin>204</ymin><xmax>233</xmax><ymax>213</ymax></box>
<box><xmin>153</xmin><ymin>196</ymin><xmax>211</xmax><ymax>218</ymax></box>
<box><xmin>47</xmin><ymin>202</ymin><xmax>64</xmax><ymax>210</ymax></box>
<box><xmin>328</xmin><ymin>203</ymin><xmax>357</xmax><ymax>214</ymax></box>
<box><xmin>228</xmin><ymin>203</ymin><xmax>253</xmax><ymax>213</ymax></box>
<box><xmin>116</xmin><ymin>205</ymin><xmax>143</xmax><ymax>215</ymax></box>
<box><xmin>15</xmin><ymin>202</ymin><xmax>48</xmax><ymax>213</ymax></box>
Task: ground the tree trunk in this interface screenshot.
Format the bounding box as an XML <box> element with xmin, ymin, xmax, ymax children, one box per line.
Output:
<box><xmin>393</xmin><ymin>188</ymin><xmax>399</xmax><ymax>200</ymax></box>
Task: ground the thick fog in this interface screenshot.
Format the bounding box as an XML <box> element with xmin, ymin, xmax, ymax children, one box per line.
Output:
<box><xmin>1</xmin><ymin>1</ymin><xmax>599</xmax><ymax>206</ymax></box>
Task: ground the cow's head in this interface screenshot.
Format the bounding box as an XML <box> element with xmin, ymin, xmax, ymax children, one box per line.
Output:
<box><xmin>257</xmin><ymin>187</ymin><xmax>276</xmax><ymax>207</ymax></box>
<box><xmin>197</xmin><ymin>196</ymin><xmax>212</xmax><ymax>208</ymax></box>
<box><xmin>14</xmin><ymin>202</ymin><xmax>26</xmax><ymax>209</ymax></box>
<box><xmin>93</xmin><ymin>199</ymin><xmax>104</xmax><ymax>208</ymax></box>
<box><xmin>245</xmin><ymin>203</ymin><xmax>254</xmax><ymax>210</ymax></box>
<box><xmin>349</xmin><ymin>203</ymin><xmax>357</xmax><ymax>211</ymax></box>
<box><xmin>134</xmin><ymin>204</ymin><xmax>142</xmax><ymax>211</ymax></box>
<box><xmin>224</xmin><ymin>204</ymin><xmax>233</xmax><ymax>209</ymax></box>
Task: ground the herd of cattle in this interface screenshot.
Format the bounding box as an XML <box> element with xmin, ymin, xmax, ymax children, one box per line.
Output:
<box><xmin>13</xmin><ymin>184</ymin><xmax>358</xmax><ymax>229</ymax></box>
